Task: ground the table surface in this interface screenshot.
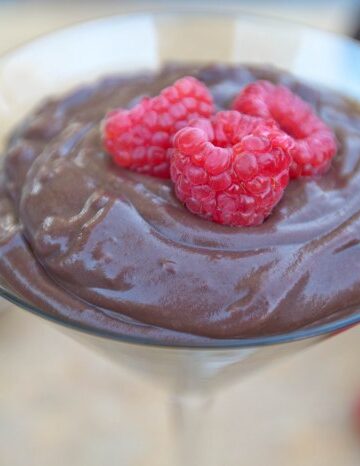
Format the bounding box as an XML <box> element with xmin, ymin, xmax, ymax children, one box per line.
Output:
<box><xmin>1</xmin><ymin>303</ymin><xmax>360</xmax><ymax>466</ymax></box>
<box><xmin>0</xmin><ymin>3</ymin><xmax>360</xmax><ymax>465</ymax></box>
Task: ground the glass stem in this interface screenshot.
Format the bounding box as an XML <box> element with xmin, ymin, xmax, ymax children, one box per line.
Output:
<box><xmin>170</xmin><ymin>391</ymin><xmax>214</xmax><ymax>466</ymax></box>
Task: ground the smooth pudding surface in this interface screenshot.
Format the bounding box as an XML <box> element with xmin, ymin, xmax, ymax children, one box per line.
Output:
<box><xmin>1</xmin><ymin>63</ymin><xmax>360</xmax><ymax>344</ymax></box>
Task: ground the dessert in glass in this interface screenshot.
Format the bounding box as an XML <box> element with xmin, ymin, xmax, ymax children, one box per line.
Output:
<box><xmin>1</xmin><ymin>8</ymin><xmax>360</xmax><ymax>465</ymax></box>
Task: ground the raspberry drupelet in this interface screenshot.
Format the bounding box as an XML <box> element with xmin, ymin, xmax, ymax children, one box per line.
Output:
<box><xmin>102</xmin><ymin>76</ymin><xmax>214</xmax><ymax>178</ymax></box>
<box><xmin>232</xmin><ymin>80</ymin><xmax>337</xmax><ymax>178</ymax></box>
<box><xmin>170</xmin><ymin>111</ymin><xmax>293</xmax><ymax>226</ymax></box>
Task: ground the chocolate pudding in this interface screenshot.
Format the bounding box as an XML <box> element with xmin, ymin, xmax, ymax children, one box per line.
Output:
<box><xmin>1</xmin><ymin>63</ymin><xmax>360</xmax><ymax>344</ymax></box>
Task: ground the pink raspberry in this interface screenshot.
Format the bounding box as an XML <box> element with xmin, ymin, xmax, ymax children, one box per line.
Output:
<box><xmin>232</xmin><ymin>80</ymin><xmax>337</xmax><ymax>178</ymax></box>
<box><xmin>102</xmin><ymin>76</ymin><xmax>214</xmax><ymax>178</ymax></box>
<box><xmin>170</xmin><ymin>111</ymin><xmax>293</xmax><ymax>226</ymax></box>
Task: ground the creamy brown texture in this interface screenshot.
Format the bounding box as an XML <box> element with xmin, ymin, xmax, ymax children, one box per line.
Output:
<box><xmin>1</xmin><ymin>64</ymin><xmax>360</xmax><ymax>344</ymax></box>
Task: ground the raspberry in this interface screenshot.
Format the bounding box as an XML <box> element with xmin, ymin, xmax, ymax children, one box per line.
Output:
<box><xmin>232</xmin><ymin>80</ymin><xmax>337</xmax><ymax>178</ymax></box>
<box><xmin>170</xmin><ymin>111</ymin><xmax>293</xmax><ymax>226</ymax></box>
<box><xmin>102</xmin><ymin>76</ymin><xmax>214</xmax><ymax>178</ymax></box>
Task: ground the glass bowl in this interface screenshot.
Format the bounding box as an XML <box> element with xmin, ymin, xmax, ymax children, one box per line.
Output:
<box><xmin>0</xmin><ymin>8</ymin><xmax>359</xmax><ymax>349</ymax></box>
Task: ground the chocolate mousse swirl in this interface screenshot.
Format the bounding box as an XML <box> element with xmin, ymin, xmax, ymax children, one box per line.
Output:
<box><xmin>1</xmin><ymin>64</ymin><xmax>360</xmax><ymax>344</ymax></box>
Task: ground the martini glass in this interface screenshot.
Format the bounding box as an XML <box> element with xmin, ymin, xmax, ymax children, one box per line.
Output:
<box><xmin>1</xmin><ymin>8</ymin><xmax>360</xmax><ymax>465</ymax></box>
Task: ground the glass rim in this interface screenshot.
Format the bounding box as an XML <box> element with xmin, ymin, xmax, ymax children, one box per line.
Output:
<box><xmin>1</xmin><ymin>283</ymin><xmax>360</xmax><ymax>349</ymax></box>
<box><xmin>1</xmin><ymin>7</ymin><xmax>360</xmax><ymax>349</ymax></box>
<box><xmin>2</xmin><ymin>4</ymin><xmax>360</xmax><ymax>61</ymax></box>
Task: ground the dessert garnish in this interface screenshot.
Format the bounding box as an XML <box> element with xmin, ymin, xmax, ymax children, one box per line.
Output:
<box><xmin>170</xmin><ymin>112</ymin><xmax>292</xmax><ymax>226</ymax></box>
<box><xmin>103</xmin><ymin>77</ymin><xmax>337</xmax><ymax>226</ymax></box>
<box><xmin>102</xmin><ymin>76</ymin><xmax>214</xmax><ymax>178</ymax></box>
<box><xmin>232</xmin><ymin>80</ymin><xmax>337</xmax><ymax>178</ymax></box>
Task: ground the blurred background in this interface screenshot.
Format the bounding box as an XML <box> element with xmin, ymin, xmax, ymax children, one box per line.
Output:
<box><xmin>0</xmin><ymin>0</ymin><xmax>360</xmax><ymax>56</ymax></box>
<box><xmin>0</xmin><ymin>1</ymin><xmax>360</xmax><ymax>466</ymax></box>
